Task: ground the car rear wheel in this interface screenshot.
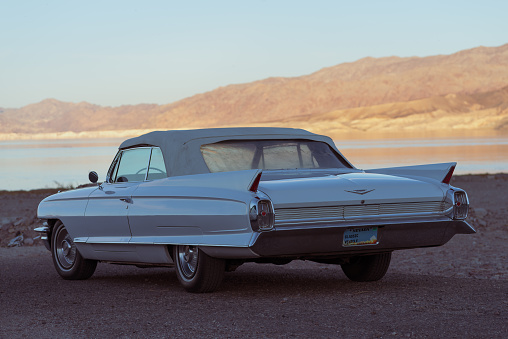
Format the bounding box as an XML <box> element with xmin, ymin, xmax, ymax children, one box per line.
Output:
<box><xmin>51</xmin><ymin>221</ymin><xmax>97</xmax><ymax>280</ymax></box>
<box><xmin>174</xmin><ymin>245</ymin><xmax>225</xmax><ymax>293</ymax></box>
<box><xmin>341</xmin><ymin>252</ymin><xmax>391</xmax><ymax>282</ymax></box>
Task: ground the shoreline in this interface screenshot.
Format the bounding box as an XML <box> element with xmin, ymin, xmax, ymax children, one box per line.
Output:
<box><xmin>1</xmin><ymin>127</ymin><xmax>507</xmax><ymax>142</ymax></box>
<box><xmin>0</xmin><ymin>129</ymin><xmax>159</xmax><ymax>141</ymax></box>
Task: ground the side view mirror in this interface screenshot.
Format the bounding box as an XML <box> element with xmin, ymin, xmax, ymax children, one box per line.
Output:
<box><xmin>89</xmin><ymin>171</ymin><xmax>99</xmax><ymax>183</ymax></box>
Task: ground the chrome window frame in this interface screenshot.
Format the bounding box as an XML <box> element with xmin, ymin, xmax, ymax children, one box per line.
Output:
<box><xmin>146</xmin><ymin>147</ymin><xmax>168</xmax><ymax>181</ymax></box>
<box><xmin>106</xmin><ymin>151</ymin><xmax>122</xmax><ymax>183</ymax></box>
<box><xmin>106</xmin><ymin>146</ymin><xmax>167</xmax><ymax>184</ymax></box>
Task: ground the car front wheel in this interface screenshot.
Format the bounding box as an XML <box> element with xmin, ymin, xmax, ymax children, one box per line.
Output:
<box><xmin>173</xmin><ymin>245</ymin><xmax>225</xmax><ymax>293</ymax></box>
<box><xmin>341</xmin><ymin>252</ymin><xmax>392</xmax><ymax>282</ymax></box>
<box><xmin>51</xmin><ymin>221</ymin><xmax>97</xmax><ymax>280</ymax></box>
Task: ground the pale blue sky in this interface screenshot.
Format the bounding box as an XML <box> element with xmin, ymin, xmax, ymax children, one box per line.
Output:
<box><xmin>1</xmin><ymin>0</ymin><xmax>507</xmax><ymax>108</ymax></box>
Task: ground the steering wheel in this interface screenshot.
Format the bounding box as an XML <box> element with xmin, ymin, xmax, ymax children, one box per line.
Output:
<box><xmin>135</xmin><ymin>167</ymin><xmax>165</xmax><ymax>175</ymax></box>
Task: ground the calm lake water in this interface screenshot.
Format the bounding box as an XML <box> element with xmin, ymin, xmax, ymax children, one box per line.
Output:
<box><xmin>1</xmin><ymin>136</ymin><xmax>507</xmax><ymax>191</ymax></box>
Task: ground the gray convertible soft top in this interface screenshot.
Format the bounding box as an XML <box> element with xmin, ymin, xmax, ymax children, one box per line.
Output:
<box><xmin>119</xmin><ymin>127</ymin><xmax>348</xmax><ymax>177</ymax></box>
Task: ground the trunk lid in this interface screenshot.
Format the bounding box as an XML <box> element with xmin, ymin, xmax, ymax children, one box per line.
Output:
<box><xmin>258</xmin><ymin>172</ymin><xmax>446</xmax><ymax>209</ymax></box>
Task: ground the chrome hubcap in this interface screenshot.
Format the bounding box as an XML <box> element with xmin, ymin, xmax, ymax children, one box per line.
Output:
<box><xmin>55</xmin><ymin>227</ymin><xmax>76</xmax><ymax>269</ymax></box>
<box><xmin>177</xmin><ymin>245</ymin><xmax>198</xmax><ymax>278</ymax></box>
<box><xmin>62</xmin><ymin>240</ymin><xmax>72</xmax><ymax>256</ymax></box>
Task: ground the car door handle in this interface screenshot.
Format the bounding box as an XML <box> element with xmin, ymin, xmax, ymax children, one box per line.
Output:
<box><xmin>119</xmin><ymin>198</ymin><xmax>133</xmax><ymax>204</ymax></box>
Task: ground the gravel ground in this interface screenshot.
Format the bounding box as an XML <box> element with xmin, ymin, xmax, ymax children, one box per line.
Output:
<box><xmin>0</xmin><ymin>175</ymin><xmax>507</xmax><ymax>338</ymax></box>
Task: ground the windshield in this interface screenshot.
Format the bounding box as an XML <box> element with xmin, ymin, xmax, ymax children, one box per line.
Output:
<box><xmin>200</xmin><ymin>139</ymin><xmax>350</xmax><ymax>173</ymax></box>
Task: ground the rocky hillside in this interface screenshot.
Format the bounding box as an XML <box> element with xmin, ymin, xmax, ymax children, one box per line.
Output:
<box><xmin>253</xmin><ymin>85</ymin><xmax>508</xmax><ymax>137</ymax></box>
<box><xmin>1</xmin><ymin>44</ymin><xmax>507</xmax><ymax>135</ymax></box>
<box><xmin>154</xmin><ymin>44</ymin><xmax>508</xmax><ymax>128</ymax></box>
<box><xmin>0</xmin><ymin>100</ymin><xmax>161</xmax><ymax>133</ymax></box>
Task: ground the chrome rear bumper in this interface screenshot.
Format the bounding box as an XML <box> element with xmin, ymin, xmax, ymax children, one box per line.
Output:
<box><xmin>249</xmin><ymin>219</ymin><xmax>475</xmax><ymax>257</ymax></box>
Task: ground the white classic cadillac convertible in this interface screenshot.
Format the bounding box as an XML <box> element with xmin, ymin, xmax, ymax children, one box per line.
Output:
<box><xmin>36</xmin><ymin>127</ymin><xmax>475</xmax><ymax>292</ymax></box>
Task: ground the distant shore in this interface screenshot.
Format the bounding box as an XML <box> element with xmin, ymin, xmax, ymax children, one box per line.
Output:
<box><xmin>0</xmin><ymin>129</ymin><xmax>157</xmax><ymax>141</ymax></box>
<box><xmin>1</xmin><ymin>127</ymin><xmax>506</xmax><ymax>142</ymax></box>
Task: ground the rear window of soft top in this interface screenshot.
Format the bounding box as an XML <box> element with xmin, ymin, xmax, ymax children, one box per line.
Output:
<box><xmin>200</xmin><ymin>139</ymin><xmax>350</xmax><ymax>173</ymax></box>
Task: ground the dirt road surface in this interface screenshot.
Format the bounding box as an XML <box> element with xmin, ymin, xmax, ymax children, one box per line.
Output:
<box><xmin>1</xmin><ymin>175</ymin><xmax>507</xmax><ymax>338</ymax></box>
<box><xmin>0</xmin><ymin>246</ymin><xmax>506</xmax><ymax>338</ymax></box>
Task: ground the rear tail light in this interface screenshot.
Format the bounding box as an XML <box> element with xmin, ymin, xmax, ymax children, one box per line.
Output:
<box><xmin>249</xmin><ymin>199</ymin><xmax>274</xmax><ymax>231</ymax></box>
<box><xmin>453</xmin><ymin>191</ymin><xmax>468</xmax><ymax>220</ymax></box>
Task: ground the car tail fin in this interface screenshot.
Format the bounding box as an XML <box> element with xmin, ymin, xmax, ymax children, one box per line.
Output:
<box><xmin>442</xmin><ymin>165</ymin><xmax>455</xmax><ymax>184</ymax></box>
<box><xmin>249</xmin><ymin>172</ymin><xmax>262</xmax><ymax>192</ymax></box>
<box><xmin>366</xmin><ymin>162</ymin><xmax>457</xmax><ymax>183</ymax></box>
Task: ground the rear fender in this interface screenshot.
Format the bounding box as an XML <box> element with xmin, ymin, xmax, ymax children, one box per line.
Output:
<box><xmin>142</xmin><ymin>169</ymin><xmax>263</xmax><ymax>192</ymax></box>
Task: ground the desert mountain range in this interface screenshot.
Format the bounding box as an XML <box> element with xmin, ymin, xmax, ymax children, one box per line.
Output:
<box><xmin>1</xmin><ymin>44</ymin><xmax>507</xmax><ymax>139</ymax></box>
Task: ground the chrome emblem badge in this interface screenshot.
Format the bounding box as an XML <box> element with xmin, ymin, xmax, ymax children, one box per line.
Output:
<box><xmin>344</xmin><ymin>189</ymin><xmax>375</xmax><ymax>195</ymax></box>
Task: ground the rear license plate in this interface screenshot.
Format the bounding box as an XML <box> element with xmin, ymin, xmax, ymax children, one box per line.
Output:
<box><xmin>343</xmin><ymin>226</ymin><xmax>379</xmax><ymax>246</ymax></box>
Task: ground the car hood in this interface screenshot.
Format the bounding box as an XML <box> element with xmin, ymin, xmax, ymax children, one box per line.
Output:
<box><xmin>258</xmin><ymin>172</ymin><xmax>446</xmax><ymax>208</ymax></box>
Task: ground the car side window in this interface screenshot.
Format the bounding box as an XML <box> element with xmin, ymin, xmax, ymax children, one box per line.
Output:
<box><xmin>114</xmin><ymin>148</ymin><xmax>151</xmax><ymax>183</ymax></box>
<box><xmin>147</xmin><ymin>147</ymin><xmax>167</xmax><ymax>180</ymax></box>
